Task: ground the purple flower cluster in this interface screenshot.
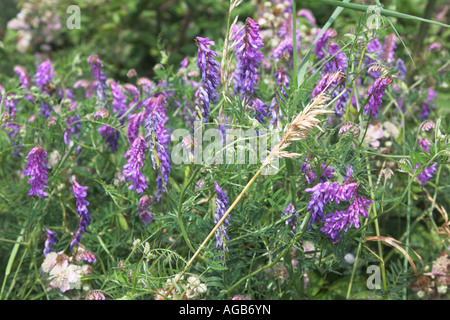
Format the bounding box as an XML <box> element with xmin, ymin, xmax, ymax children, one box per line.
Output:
<box><xmin>418</xmin><ymin>138</ymin><xmax>432</xmax><ymax>154</ymax></box>
<box><xmin>233</xmin><ymin>18</ymin><xmax>264</xmax><ymax>97</ymax></box>
<box><xmin>195</xmin><ymin>36</ymin><xmax>220</xmax><ymax>123</ymax></box>
<box><xmin>383</xmin><ymin>34</ymin><xmax>397</xmax><ymax>65</ymax></box>
<box><xmin>111</xmin><ymin>81</ymin><xmax>128</xmax><ymax>117</ymax></box>
<box><xmin>320</xmin><ymin>195</ymin><xmax>372</xmax><ymax>242</ymax></box>
<box><xmin>416</xmin><ymin>162</ymin><xmax>438</xmax><ymax>186</ymax></box>
<box><xmin>301</xmin><ymin>161</ymin><xmax>335</xmax><ymax>185</ymax></box>
<box><xmin>323</xmin><ymin>41</ymin><xmax>347</xmax><ymax>73</ymax></box>
<box><xmin>123</xmin><ymin>135</ymin><xmax>148</xmax><ymax>194</ymax></box>
<box><xmin>98</xmin><ymin>125</ymin><xmax>120</xmax><ymax>153</ymax></box>
<box><xmin>23</xmin><ymin>146</ymin><xmax>49</xmax><ymax>198</ymax></box>
<box><xmin>250</xmin><ymin>98</ymin><xmax>269</xmax><ymax>125</ymax></box>
<box><xmin>34</xmin><ymin>59</ymin><xmax>55</xmax><ymax>118</ymax></box>
<box><xmin>87</xmin><ymin>54</ymin><xmax>108</xmax><ymax>108</ymax></box>
<box><xmin>43</xmin><ymin>228</ymin><xmax>57</xmax><ymax>257</ymax></box>
<box><xmin>420</xmin><ymin>88</ymin><xmax>437</xmax><ymax>120</ymax></box>
<box><xmin>314</xmin><ymin>29</ymin><xmax>336</xmax><ymax>61</ymax></box>
<box><xmin>14</xmin><ymin>65</ymin><xmax>33</xmax><ymax>102</ymax></box>
<box><xmin>282</xmin><ymin>203</ymin><xmax>298</xmax><ymax>235</ymax></box>
<box><xmin>127</xmin><ymin>111</ymin><xmax>146</xmax><ymax>144</ymax></box>
<box><xmin>363</xmin><ymin>76</ymin><xmax>393</xmax><ymax>118</ymax></box>
<box><xmin>70</xmin><ymin>180</ymin><xmax>92</xmax><ymax>250</ymax></box>
<box><xmin>144</xmin><ymin>96</ymin><xmax>171</xmax><ymax>202</ymax></box>
<box><xmin>214</xmin><ymin>181</ymin><xmax>230</xmax><ymax>262</ymax></box>
<box><xmin>305</xmin><ymin>166</ymin><xmax>373</xmax><ymax>242</ymax></box>
<box><xmin>138</xmin><ymin>195</ymin><xmax>154</xmax><ymax>225</ymax></box>
<box><xmin>272</xmin><ymin>14</ymin><xmax>301</xmax><ymax>67</ymax></box>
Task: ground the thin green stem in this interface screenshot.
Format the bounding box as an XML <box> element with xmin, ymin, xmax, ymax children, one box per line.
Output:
<box><xmin>177</xmin><ymin>166</ymin><xmax>201</xmax><ymax>253</ymax></box>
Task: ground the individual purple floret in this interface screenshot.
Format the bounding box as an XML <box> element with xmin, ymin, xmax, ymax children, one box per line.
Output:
<box><xmin>214</xmin><ymin>181</ymin><xmax>230</xmax><ymax>263</ymax></box>
<box><xmin>416</xmin><ymin>162</ymin><xmax>438</xmax><ymax>186</ymax></box>
<box><xmin>138</xmin><ymin>195</ymin><xmax>155</xmax><ymax>225</ymax></box>
<box><xmin>23</xmin><ymin>146</ymin><xmax>49</xmax><ymax>198</ymax></box>
<box><xmin>123</xmin><ymin>135</ymin><xmax>148</xmax><ymax>194</ymax></box>
<box><xmin>195</xmin><ymin>36</ymin><xmax>220</xmax><ymax>122</ymax></box>
<box><xmin>282</xmin><ymin>203</ymin><xmax>298</xmax><ymax>235</ymax></box>
<box><xmin>233</xmin><ymin>17</ymin><xmax>264</xmax><ymax>97</ymax></box>
<box><xmin>70</xmin><ymin>180</ymin><xmax>91</xmax><ymax>250</ymax></box>
<box><xmin>43</xmin><ymin>228</ymin><xmax>57</xmax><ymax>257</ymax></box>
<box><xmin>363</xmin><ymin>76</ymin><xmax>393</xmax><ymax>118</ymax></box>
<box><xmin>87</xmin><ymin>54</ymin><xmax>108</xmax><ymax>108</ymax></box>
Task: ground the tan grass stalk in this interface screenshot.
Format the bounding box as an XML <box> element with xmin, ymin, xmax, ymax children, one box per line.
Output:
<box><xmin>165</xmin><ymin>91</ymin><xmax>333</xmax><ymax>298</ymax></box>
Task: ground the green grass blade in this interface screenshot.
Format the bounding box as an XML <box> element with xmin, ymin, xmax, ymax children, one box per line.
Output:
<box><xmin>313</xmin><ymin>0</ymin><xmax>450</xmax><ymax>28</ymax></box>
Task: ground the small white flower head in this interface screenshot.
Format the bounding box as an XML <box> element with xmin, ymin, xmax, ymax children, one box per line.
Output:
<box><xmin>344</xmin><ymin>253</ymin><xmax>355</xmax><ymax>264</ymax></box>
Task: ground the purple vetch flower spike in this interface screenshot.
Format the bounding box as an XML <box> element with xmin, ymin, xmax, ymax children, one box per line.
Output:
<box><xmin>144</xmin><ymin>109</ymin><xmax>171</xmax><ymax>202</ymax></box>
<box><xmin>383</xmin><ymin>34</ymin><xmax>397</xmax><ymax>65</ymax></box>
<box><xmin>14</xmin><ymin>65</ymin><xmax>33</xmax><ymax>101</ymax></box>
<box><xmin>127</xmin><ymin>111</ymin><xmax>146</xmax><ymax>144</ymax></box>
<box><xmin>23</xmin><ymin>146</ymin><xmax>48</xmax><ymax>198</ymax></box>
<box><xmin>123</xmin><ymin>135</ymin><xmax>148</xmax><ymax>194</ymax></box>
<box><xmin>75</xmin><ymin>248</ymin><xmax>96</xmax><ymax>263</ymax></box>
<box><xmin>418</xmin><ymin>138</ymin><xmax>432</xmax><ymax>154</ymax></box>
<box><xmin>421</xmin><ymin>120</ymin><xmax>435</xmax><ymax>132</ymax></box>
<box><xmin>297</xmin><ymin>9</ymin><xmax>316</xmax><ymax>26</ymax></box>
<box><xmin>363</xmin><ymin>76</ymin><xmax>393</xmax><ymax>118</ymax></box>
<box><xmin>420</xmin><ymin>88</ymin><xmax>438</xmax><ymax>120</ymax></box>
<box><xmin>416</xmin><ymin>162</ymin><xmax>438</xmax><ymax>186</ymax></box>
<box><xmin>395</xmin><ymin>58</ymin><xmax>407</xmax><ymax>82</ymax></box>
<box><xmin>195</xmin><ymin>36</ymin><xmax>220</xmax><ymax>122</ymax></box>
<box><xmin>323</xmin><ymin>41</ymin><xmax>347</xmax><ymax>73</ymax></box>
<box><xmin>70</xmin><ymin>180</ymin><xmax>91</xmax><ymax>250</ymax></box>
<box><xmin>429</xmin><ymin>42</ymin><xmax>443</xmax><ymax>52</ymax></box>
<box><xmin>87</xmin><ymin>292</ymin><xmax>106</xmax><ymax>300</ymax></box>
<box><xmin>138</xmin><ymin>195</ymin><xmax>154</xmax><ymax>225</ymax></box>
<box><xmin>87</xmin><ymin>54</ymin><xmax>108</xmax><ymax>108</ymax></box>
<box><xmin>43</xmin><ymin>228</ymin><xmax>57</xmax><ymax>257</ymax></box>
<box><xmin>98</xmin><ymin>125</ymin><xmax>120</xmax><ymax>153</ymax></box>
<box><xmin>110</xmin><ymin>81</ymin><xmax>128</xmax><ymax>117</ymax></box>
<box><xmin>311</xmin><ymin>71</ymin><xmax>345</xmax><ymax>98</ymax></box>
<box><xmin>320</xmin><ymin>195</ymin><xmax>372</xmax><ymax>242</ymax></box>
<box><xmin>275</xmin><ymin>66</ymin><xmax>289</xmax><ymax>100</ymax></box>
<box><xmin>233</xmin><ymin>17</ymin><xmax>264</xmax><ymax>97</ymax></box>
<box><xmin>214</xmin><ymin>181</ymin><xmax>230</xmax><ymax>263</ymax></box>
<box><xmin>250</xmin><ymin>98</ymin><xmax>269</xmax><ymax>124</ymax></box>
<box><xmin>282</xmin><ymin>203</ymin><xmax>298</xmax><ymax>235</ymax></box>
<box><xmin>34</xmin><ymin>59</ymin><xmax>55</xmax><ymax>89</ymax></box>
<box><xmin>34</xmin><ymin>59</ymin><xmax>55</xmax><ymax>118</ymax></box>
<box><xmin>314</xmin><ymin>29</ymin><xmax>336</xmax><ymax>61</ymax></box>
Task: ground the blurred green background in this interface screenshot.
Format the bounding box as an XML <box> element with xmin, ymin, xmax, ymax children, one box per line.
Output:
<box><xmin>0</xmin><ymin>0</ymin><xmax>449</xmax><ymax>81</ymax></box>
